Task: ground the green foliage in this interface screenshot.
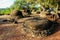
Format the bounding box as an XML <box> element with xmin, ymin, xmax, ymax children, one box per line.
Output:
<box><xmin>14</xmin><ymin>0</ymin><xmax>58</xmax><ymax>12</ymax></box>
<box><xmin>0</xmin><ymin>8</ymin><xmax>12</xmax><ymax>15</ymax></box>
<box><xmin>0</xmin><ymin>0</ymin><xmax>58</xmax><ymax>15</ymax></box>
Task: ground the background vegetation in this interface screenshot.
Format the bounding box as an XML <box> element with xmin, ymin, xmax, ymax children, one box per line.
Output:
<box><xmin>0</xmin><ymin>0</ymin><xmax>58</xmax><ymax>15</ymax></box>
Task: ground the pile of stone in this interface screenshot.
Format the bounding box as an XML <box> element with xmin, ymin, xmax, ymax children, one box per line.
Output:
<box><xmin>21</xmin><ymin>17</ymin><xmax>57</xmax><ymax>37</ymax></box>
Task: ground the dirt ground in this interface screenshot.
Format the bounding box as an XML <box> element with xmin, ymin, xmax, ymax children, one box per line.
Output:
<box><xmin>0</xmin><ymin>15</ymin><xmax>60</xmax><ymax>40</ymax></box>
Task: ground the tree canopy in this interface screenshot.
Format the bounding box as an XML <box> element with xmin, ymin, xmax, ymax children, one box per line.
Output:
<box><xmin>0</xmin><ymin>0</ymin><xmax>58</xmax><ymax>15</ymax></box>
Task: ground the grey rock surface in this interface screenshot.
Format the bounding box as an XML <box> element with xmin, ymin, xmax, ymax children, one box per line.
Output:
<box><xmin>22</xmin><ymin>17</ymin><xmax>55</xmax><ymax>37</ymax></box>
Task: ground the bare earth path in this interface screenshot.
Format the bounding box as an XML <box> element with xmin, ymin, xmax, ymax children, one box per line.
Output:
<box><xmin>0</xmin><ymin>15</ymin><xmax>60</xmax><ymax>40</ymax></box>
<box><xmin>0</xmin><ymin>20</ymin><xmax>60</xmax><ymax>40</ymax></box>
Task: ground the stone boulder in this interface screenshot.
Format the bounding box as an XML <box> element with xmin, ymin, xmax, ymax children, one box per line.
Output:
<box><xmin>22</xmin><ymin>17</ymin><xmax>55</xmax><ymax>37</ymax></box>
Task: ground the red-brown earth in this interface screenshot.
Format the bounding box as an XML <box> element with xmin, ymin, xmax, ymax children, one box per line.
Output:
<box><xmin>0</xmin><ymin>15</ymin><xmax>60</xmax><ymax>40</ymax></box>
